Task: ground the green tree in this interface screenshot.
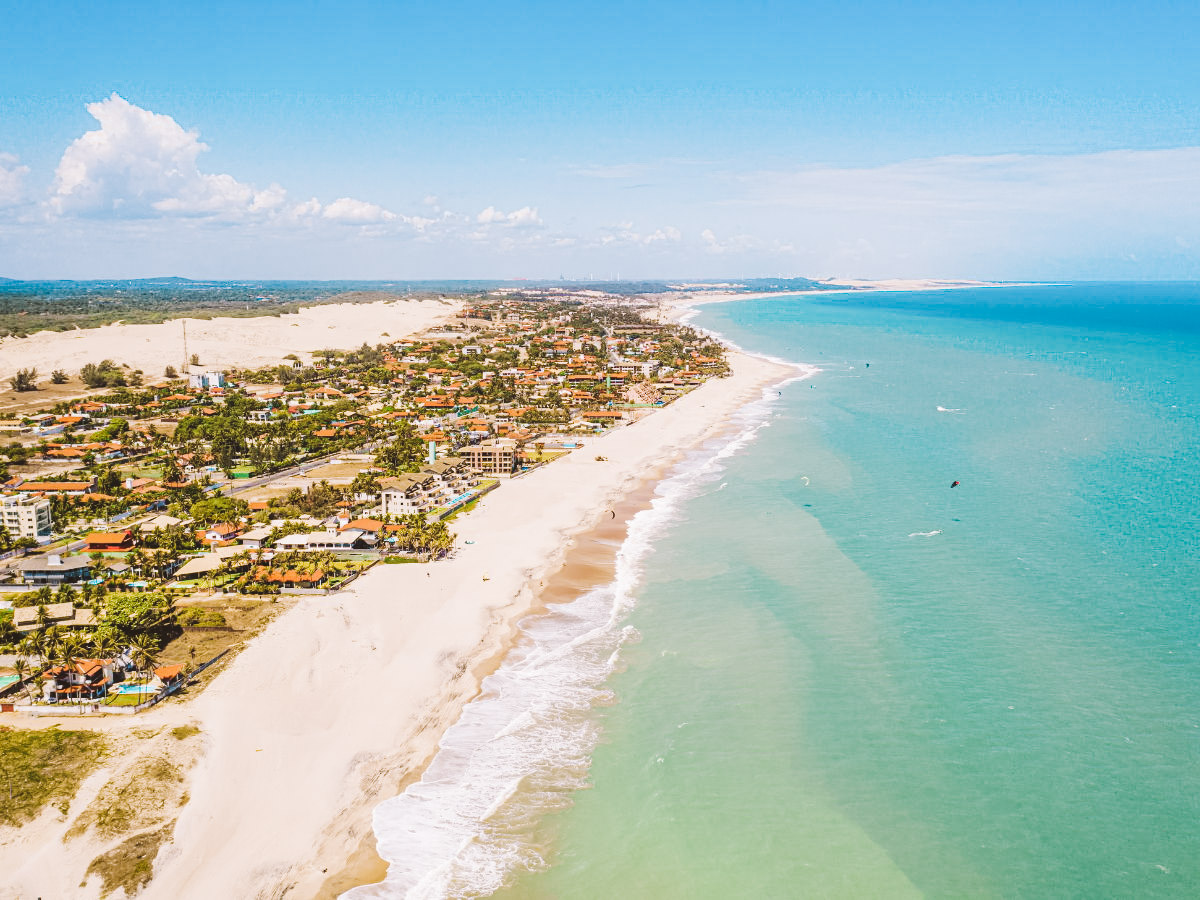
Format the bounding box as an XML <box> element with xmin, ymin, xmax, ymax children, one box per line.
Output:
<box><xmin>50</xmin><ymin>369</ymin><xmax>68</xmax><ymax>384</ymax></box>
<box><xmin>11</xmin><ymin>657</ymin><xmax>34</xmax><ymax>705</ymax></box>
<box><xmin>374</xmin><ymin>422</ymin><xmax>426</xmax><ymax>474</ymax></box>
<box><xmin>189</xmin><ymin>496</ymin><xmax>248</xmax><ymax>526</ymax></box>
<box><xmin>160</xmin><ymin>456</ymin><xmax>183</xmax><ymax>484</ymax></box>
<box><xmin>351</xmin><ymin>470</ymin><xmax>382</xmax><ymax>496</ymax></box>
<box><xmin>79</xmin><ymin>360</ymin><xmax>125</xmax><ymax>388</ymax></box>
<box><xmin>128</xmin><ymin>634</ymin><xmax>160</xmax><ymax>682</ymax></box>
<box><xmin>8</xmin><ymin>368</ymin><xmax>38</xmax><ymax>392</ymax></box>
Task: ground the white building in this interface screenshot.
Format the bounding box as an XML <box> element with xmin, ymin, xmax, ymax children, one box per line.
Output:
<box><xmin>188</xmin><ymin>371</ymin><xmax>227</xmax><ymax>390</ymax></box>
<box><xmin>380</xmin><ymin>474</ymin><xmax>438</xmax><ymax>517</ymax></box>
<box><xmin>0</xmin><ymin>493</ymin><xmax>53</xmax><ymax>540</ymax></box>
<box><xmin>273</xmin><ymin>529</ymin><xmax>374</xmax><ymax>551</ymax></box>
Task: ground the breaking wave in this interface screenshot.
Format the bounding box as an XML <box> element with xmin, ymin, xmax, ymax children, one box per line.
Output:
<box><xmin>342</xmin><ymin>377</ymin><xmax>809</xmax><ymax>899</ymax></box>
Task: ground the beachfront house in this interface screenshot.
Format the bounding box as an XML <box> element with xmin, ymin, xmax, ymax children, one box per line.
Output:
<box><xmin>421</xmin><ymin>457</ymin><xmax>478</xmax><ymax>503</ymax></box>
<box><xmin>173</xmin><ymin>546</ymin><xmax>250</xmax><ymax>581</ymax></box>
<box><xmin>273</xmin><ymin>528</ymin><xmax>374</xmax><ymax>552</ymax></box>
<box><xmin>41</xmin><ymin>658</ymin><xmax>114</xmax><ymax>702</ymax></box>
<box><xmin>380</xmin><ymin>473</ymin><xmax>439</xmax><ymax>517</ymax></box>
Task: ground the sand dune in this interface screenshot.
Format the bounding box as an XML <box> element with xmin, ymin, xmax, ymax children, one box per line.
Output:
<box><xmin>0</xmin><ymin>298</ymin><xmax>458</xmax><ymax>382</ymax></box>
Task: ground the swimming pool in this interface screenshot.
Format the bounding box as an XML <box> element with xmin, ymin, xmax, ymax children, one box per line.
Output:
<box><xmin>110</xmin><ymin>682</ymin><xmax>158</xmax><ymax>696</ymax></box>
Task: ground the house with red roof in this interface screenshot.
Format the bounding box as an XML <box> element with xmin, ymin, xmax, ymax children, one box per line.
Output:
<box><xmin>84</xmin><ymin>530</ymin><xmax>134</xmax><ymax>552</ymax></box>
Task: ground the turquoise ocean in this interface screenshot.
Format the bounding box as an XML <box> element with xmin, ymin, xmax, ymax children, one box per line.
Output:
<box><xmin>351</xmin><ymin>283</ymin><xmax>1200</xmax><ymax>899</ymax></box>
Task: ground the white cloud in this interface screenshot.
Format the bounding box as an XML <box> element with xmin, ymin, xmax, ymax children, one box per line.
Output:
<box><xmin>743</xmin><ymin>148</ymin><xmax>1200</xmax><ymax>218</ymax></box>
<box><xmin>598</xmin><ymin>222</ymin><xmax>682</xmax><ymax>247</ymax></box>
<box><xmin>291</xmin><ymin>197</ymin><xmax>323</xmax><ymax>218</ymax></box>
<box><xmin>476</xmin><ymin>205</ymin><xmax>504</xmax><ymax>224</ymax></box>
<box><xmin>506</xmin><ymin>206</ymin><xmax>542</xmax><ymax>227</ymax></box>
<box><xmin>51</xmin><ymin>93</ymin><xmax>286</xmax><ymax>218</ymax></box>
<box><xmin>321</xmin><ymin>197</ymin><xmax>397</xmax><ymax>224</ymax></box>
<box><xmin>476</xmin><ymin>205</ymin><xmax>543</xmax><ymax>227</ymax></box>
<box><xmin>0</xmin><ymin>153</ymin><xmax>31</xmax><ymax>209</ymax></box>
<box><xmin>643</xmin><ymin>226</ymin><xmax>681</xmax><ymax>244</ymax></box>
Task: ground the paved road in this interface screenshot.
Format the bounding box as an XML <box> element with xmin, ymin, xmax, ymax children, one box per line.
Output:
<box><xmin>219</xmin><ymin>440</ymin><xmax>383</xmax><ymax>496</ymax></box>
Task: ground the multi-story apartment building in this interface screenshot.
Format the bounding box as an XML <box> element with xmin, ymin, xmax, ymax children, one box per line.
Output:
<box><xmin>0</xmin><ymin>493</ymin><xmax>53</xmax><ymax>540</ymax></box>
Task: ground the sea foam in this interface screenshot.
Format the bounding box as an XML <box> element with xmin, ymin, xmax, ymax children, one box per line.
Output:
<box><xmin>341</xmin><ymin>382</ymin><xmax>800</xmax><ymax>899</ymax></box>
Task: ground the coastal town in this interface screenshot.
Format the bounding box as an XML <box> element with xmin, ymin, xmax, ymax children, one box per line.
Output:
<box><xmin>0</xmin><ymin>294</ymin><xmax>729</xmax><ymax>718</ymax></box>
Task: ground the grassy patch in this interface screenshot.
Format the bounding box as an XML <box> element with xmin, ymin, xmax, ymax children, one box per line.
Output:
<box><xmin>0</xmin><ymin>727</ymin><xmax>107</xmax><ymax>827</ymax></box>
<box><xmin>84</xmin><ymin>820</ymin><xmax>175</xmax><ymax>898</ymax></box>
<box><xmin>68</xmin><ymin>754</ymin><xmax>183</xmax><ymax>840</ymax></box>
<box><xmin>101</xmin><ymin>692</ymin><xmax>147</xmax><ymax>707</ymax></box>
<box><xmin>170</xmin><ymin>725</ymin><xmax>199</xmax><ymax>741</ymax></box>
<box><xmin>383</xmin><ymin>555</ymin><xmax>419</xmax><ymax>564</ymax></box>
<box><xmin>443</xmin><ymin>497</ymin><xmax>479</xmax><ymax>522</ymax></box>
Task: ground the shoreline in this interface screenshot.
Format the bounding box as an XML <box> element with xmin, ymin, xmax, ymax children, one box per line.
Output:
<box><xmin>659</xmin><ymin>278</ymin><xmax>1032</xmax><ymax>317</ymax></box>
<box><xmin>325</xmin><ymin>295</ymin><xmax>816</xmax><ymax>895</ymax></box>
<box><xmin>123</xmin><ymin>348</ymin><xmax>801</xmax><ymax>900</ymax></box>
<box><xmin>325</xmin><ymin>479</ymin><xmax>663</xmax><ymax>897</ymax></box>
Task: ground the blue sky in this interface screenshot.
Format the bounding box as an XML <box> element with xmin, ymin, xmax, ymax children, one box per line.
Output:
<box><xmin>2</xmin><ymin>0</ymin><xmax>1199</xmax><ymax>280</ymax></box>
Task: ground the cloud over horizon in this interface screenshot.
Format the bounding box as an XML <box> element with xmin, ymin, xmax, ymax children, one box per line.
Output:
<box><xmin>2</xmin><ymin>94</ymin><xmax>1200</xmax><ymax>280</ymax></box>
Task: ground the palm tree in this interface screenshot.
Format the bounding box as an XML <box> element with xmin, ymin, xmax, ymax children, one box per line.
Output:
<box><xmin>58</xmin><ymin>633</ymin><xmax>86</xmax><ymax>699</ymax></box>
<box><xmin>18</xmin><ymin>635</ymin><xmax>41</xmax><ymax>667</ymax></box>
<box><xmin>90</xmin><ymin>631</ymin><xmax>120</xmax><ymax>661</ymax></box>
<box><xmin>128</xmin><ymin>634</ymin><xmax>159</xmax><ymax>684</ymax></box>
<box><xmin>11</xmin><ymin>657</ymin><xmax>34</xmax><ymax>706</ymax></box>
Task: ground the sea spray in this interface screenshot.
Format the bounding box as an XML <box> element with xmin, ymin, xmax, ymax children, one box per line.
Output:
<box><xmin>341</xmin><ymin>381</ymin><xmax>805</xmax><ymax>899</ymax></box>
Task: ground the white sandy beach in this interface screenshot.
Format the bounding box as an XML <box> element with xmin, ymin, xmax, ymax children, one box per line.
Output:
<box><xmin>658</xmin><ymin>278</ymin><xmax>1011</xmax><ymax>320</ymax></box>
<box><xmin>0</xmin><ymin>298</ymin><xmax>458</xmax><ymax>382</ymax></box>
<box><xmin>0</xmin><ymin>349</ymin><xmax>796</xmax><ymax>900</ymax></box>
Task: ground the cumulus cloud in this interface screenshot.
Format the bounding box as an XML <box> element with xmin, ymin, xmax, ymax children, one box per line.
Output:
<box><xmin>599</xmin><ymin>222</ymin><xmax>682</xmax><ymax>247</ymax></box>
<box><xmin>291</xmin><ymin>197</ymin><xmax>323</xmax><ymax>218</ymax></box>
<box><xmin>51</xmin><ymin>93</ymin><xmax>287</xmax><ymax>218</ymax></box>
<box><xmin>321</xmin><ymin>197</ymin><xmax>397</xmax><ymax>224</ymax></box>
<box><xmin>0</xmin><ymin>153</ymin><xmax>31</xmax><ymax>209</ymax></box>
<box><xmin>476</xmin><ymin>205</ymin><xmax>543</xmax><ymax>227</ymax></box>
